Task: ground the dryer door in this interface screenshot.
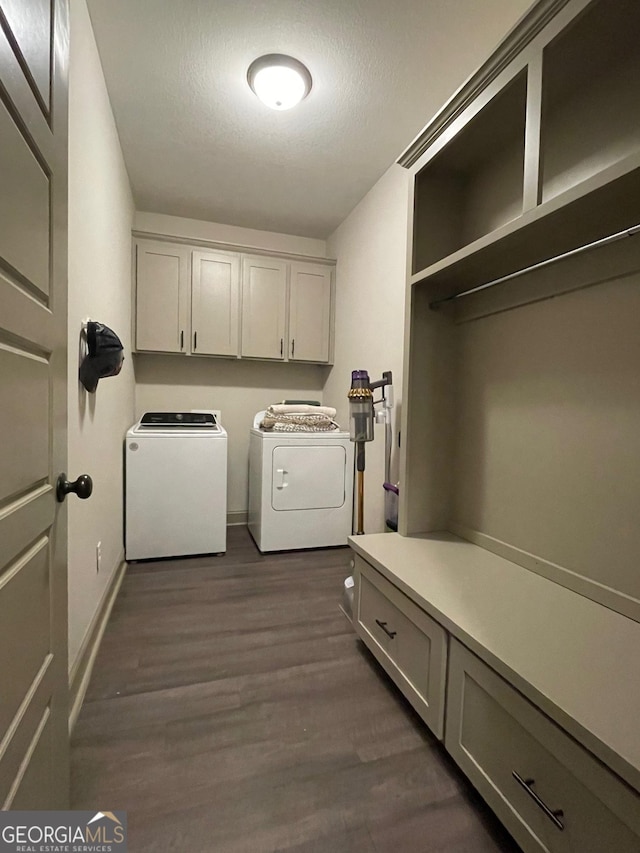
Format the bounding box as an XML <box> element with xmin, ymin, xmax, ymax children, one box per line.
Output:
<box><xmin>272</xmin><ymin>445</ymin><xmax>347</xmax><ymax>510</ymax></box>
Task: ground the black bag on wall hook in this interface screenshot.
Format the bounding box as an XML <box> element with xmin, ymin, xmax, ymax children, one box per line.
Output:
<box><xmin>79</xmin><ymin>321</ymin><xmax>124</xmax><ymax>393</ymax></box>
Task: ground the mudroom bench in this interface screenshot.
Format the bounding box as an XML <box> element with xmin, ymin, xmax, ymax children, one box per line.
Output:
<box><xmin>349</xmin><ymin>532</ymin><xmax>640</xmax><ymax>853</ymax></box>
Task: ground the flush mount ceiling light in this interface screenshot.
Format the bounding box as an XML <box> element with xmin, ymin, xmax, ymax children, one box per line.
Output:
<box><xmin>247</xmin><ymin>54</ymin><xmax>312</xmax><ymax>111</ymax></box>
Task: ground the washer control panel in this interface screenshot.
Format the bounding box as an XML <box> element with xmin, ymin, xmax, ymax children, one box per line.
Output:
<box><xmin>139</xmin><ymin>412</ymin><xmax>218</xmax><ymax>428</ymax></box>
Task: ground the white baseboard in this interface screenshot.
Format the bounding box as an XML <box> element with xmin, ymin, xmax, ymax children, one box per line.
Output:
<box><xmin>227</xmin><ymin>510</ymin><xmax>248</xmax><ymax>526</ymax></box>
<box><xmin>68</xmin><ymin>559</ymin><xmax>127</xmax><ymax>733</ymax></box>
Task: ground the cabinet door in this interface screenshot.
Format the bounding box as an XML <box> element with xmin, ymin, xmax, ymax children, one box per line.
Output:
<box><xmin>136</xmin><ymin>240</ymin><xmax>189</xmax><ymax>353</ymax></box>
<box><xmin>289</xmin><ymin>262</ymin><xmax>332</xmax><ymax>362</ymax></box>
<box><xmin>241</xmin><ymin>255</ymin><xmax>287</xmax><ymax>359</ymax></box>
<box><xmin>191</xmin><ymin>250</ymin><xmax>240</xmax><ymax>356</ymax></box>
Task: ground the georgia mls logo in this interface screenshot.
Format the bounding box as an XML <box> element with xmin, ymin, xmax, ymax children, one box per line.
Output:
<box><xmin>85</xmin><ymin>812</ymin><xmax>125</xmax><ymax>843</ymax></box>
<box><xmin>0</xmin><ymin>810</ymin><xmax>127</xmax><ymax>853</ymax></box>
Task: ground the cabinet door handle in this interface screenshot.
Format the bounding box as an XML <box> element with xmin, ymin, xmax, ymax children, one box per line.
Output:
<box><xmin>194</xmin><ymin>331</ymin><xmax>197</xmax><ymax>351</ymax></box>
<box><xmin>280</xmin><ymin>338</ymin><xmax>283</xmax><ymax>357</ymax></box>
<box><xmin>512</xmin><ymin>772</ymin><xmax>564</xmax><ymax>831</ymax></box>
<box><xmin>291</xmin><ymin>338</ymin><xmax>295</xmax><ymax>357</ymax></box>
<box><xmin>180</xmin><ymin>330</ymin><xmax>184</xmax><ymax>350</ymax></box>
<box><xmin>375</xmin><ymin>619</ymin><xmax>397</xmax><ymax>639</ymax></box>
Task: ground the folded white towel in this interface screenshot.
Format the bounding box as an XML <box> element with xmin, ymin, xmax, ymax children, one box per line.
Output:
<box><xmin>261</xmin><ymin>414</ymin><xmax>339</xmax><ymax>432</ymax></box>
<box><xmin>268</xmin><ymin>404</ymin><xmax>337</xmax><ymax>417</ymax></box>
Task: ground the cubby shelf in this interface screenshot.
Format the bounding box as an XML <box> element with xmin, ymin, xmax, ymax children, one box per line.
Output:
<box><xmin>410</xmin><ymin>151</ymin><xmax>640</xmax><ymax>301</ymax></box>
<box><xmin>407</xmin><ymin>0</ymin><xmax>640</xmax><ymax>303</ymax></box>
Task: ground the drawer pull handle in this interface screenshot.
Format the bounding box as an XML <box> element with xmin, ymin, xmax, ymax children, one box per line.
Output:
<box><xmin>512</xmin><ymin>772</ymin><xmax>565</xmax><ymax>831</ymax></box>
<box><xmin>375</xmin><ymin>619</ymin><xmax>397</xmax><ymax>639</ymax></box>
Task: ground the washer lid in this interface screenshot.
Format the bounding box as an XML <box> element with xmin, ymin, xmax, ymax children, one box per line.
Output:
<box><xmin>139</xmin><ymin>412</ymin><xmax>219</xmax><ymax>429</ymax></box>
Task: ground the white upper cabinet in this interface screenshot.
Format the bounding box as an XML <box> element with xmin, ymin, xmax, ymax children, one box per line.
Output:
<box><xmin>288</xmin><ymin>262</ymin><xmax>332</xmax><ymax>363</ymax></box>
<box><xmin>191</xmin><ymin>250</ymin><xmax>240</xmax><ymax>357</ymax></box>
<box><xmin>135</xmin><ymin>240</ymin><xmax>189</xmax><ymax>353</ymax></box>
<box><xmin>135</xmin><ymin>238</ymin><xmax>334</xmax><ymax>363</ymax></box>
<box><xmin>240</xmin><ymin>255</ymin><xmax>288</xmax><ymax>359</ymax></box>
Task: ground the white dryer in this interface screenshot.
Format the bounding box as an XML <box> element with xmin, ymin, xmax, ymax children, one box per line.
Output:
<box><xmin>248</xmin><ymin>413</ymin><xmax>354</xmax><ymax>552</ymax></box>
<box><xmin>125</xmin><ymin>411</ymin><xmax>227</xmax><ymax>560</ymax></box>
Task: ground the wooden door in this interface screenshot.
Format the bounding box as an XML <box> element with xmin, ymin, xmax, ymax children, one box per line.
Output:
<box><xmin>191</xmin><ymin>250</ymin><xmax>240</xmax><ymax>356</ymax></box>
<box><xmin>289</xmin><ymin>262</ymin><xmax>332</xmax><ymax>362</ymax></box>
<box><xmin>135</xmin><ymin>240</ymin><xmax>190</xmax><ymax>353</ymax></box>
<box><xmin>0</xmin><ymin>0</ymin><xmax>71</xmax><ymax>807</ymax></box>
<box><xmin>240</xmin><ymin>255</ymin><xmax>287</xmax><ymax>359</ymax></box>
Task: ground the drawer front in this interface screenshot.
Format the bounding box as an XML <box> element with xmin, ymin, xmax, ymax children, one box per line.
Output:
<box><xmin>358</xmin><ymin>566</ymin><xmax>395</xmax><ymax>656</ymax></box>
<box><xmin>446</xmin><ymin>639</ymin><xmax>640</xmax><ymax>853</ymax></box>
<box><xmin>354</xmin><ymin>555</ymin><xmax>447</xmax><ymax>739</ymax></box>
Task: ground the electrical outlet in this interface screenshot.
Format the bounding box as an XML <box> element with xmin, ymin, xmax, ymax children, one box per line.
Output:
<box><xmin>96</xmin><ymin>541</ymin><xmax>102</xmax><ymax>573</ymax></box>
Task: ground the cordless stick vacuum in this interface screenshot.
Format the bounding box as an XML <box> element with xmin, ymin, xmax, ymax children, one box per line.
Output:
<box><xmin>347</xmin><ymin>369</ymin><xmax>393</xmax><ymax>535</ymax></box>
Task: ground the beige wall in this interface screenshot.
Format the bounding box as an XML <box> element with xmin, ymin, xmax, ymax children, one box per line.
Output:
<box><xmin>132</xmin><ymin>213</ymin><xmax>333</xmax><ymax>521</ymax></box>
<box><xmin>324</xmin><ymin>165</ymin><xmax>410</xmax><ymax>533</ymax></box>
<box><xmin>68</xmin><ymin>0</ymin><xmax>135</xmax><ymax>672</ymax></box>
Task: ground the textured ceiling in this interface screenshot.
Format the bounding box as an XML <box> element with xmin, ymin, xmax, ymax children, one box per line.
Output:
<box><xmin>86</xmin><ymin>0</ymin><xmax>532</xmax><ymax>238</ymax></box>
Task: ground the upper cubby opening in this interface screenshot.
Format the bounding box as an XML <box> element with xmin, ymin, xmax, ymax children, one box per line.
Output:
<box><xmin>412</xmin><ymin>70</ymin><xmax>527</xmax><ymax>275</ymax></box>
<box><xmin>541</xmin><ymin>0</ymin><xmax>640</xmax><ymax>204</ymax></box>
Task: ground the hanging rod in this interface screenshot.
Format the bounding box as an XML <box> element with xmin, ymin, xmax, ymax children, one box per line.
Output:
<box><xmin>429</xmin><ymin>223</ymin><xmax>640</xmax><ymax>309</ymax></box>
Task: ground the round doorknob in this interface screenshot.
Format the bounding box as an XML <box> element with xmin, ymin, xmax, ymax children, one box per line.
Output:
<box><xmin>56</xmin><ymin>473</ymin><xmax>93</xmax><ymax>502</ymax></box>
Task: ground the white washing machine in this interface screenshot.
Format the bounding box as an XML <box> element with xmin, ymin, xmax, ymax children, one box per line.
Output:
<box><xmin>248</xmin><ymin>412</ymin><xmax>354</xmax><ymax>552</ymax></box>
<box><xmin>125</xmin><ymin>411</ymin><xmax>227</xmax><ymax>560</ymax></box>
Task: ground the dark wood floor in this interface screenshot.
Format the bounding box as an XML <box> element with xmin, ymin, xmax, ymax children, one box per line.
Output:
<box><xmin>71</xmin><ymin>525</ymin><xmax>521</xmax><ymax>852</ymax></box>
